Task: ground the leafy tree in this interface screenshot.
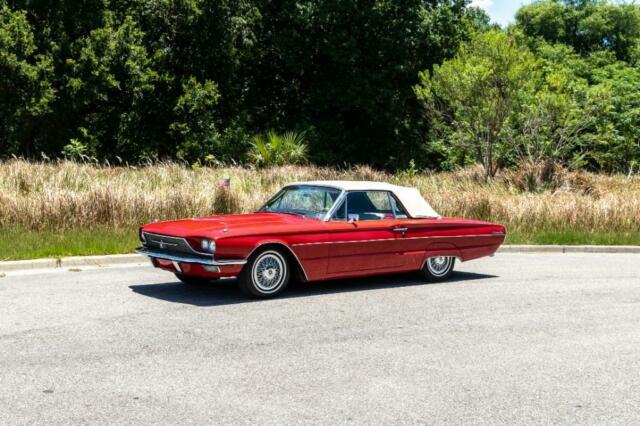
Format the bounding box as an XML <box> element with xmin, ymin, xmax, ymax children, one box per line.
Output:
<box><xmin>507</xmin><ymin>41</ymin><xmax>593</xmax><ymax>167</ymax></box>
<box><xmin>130</xmin><ymin>0</ymin><xmax>260</xmax><ymax>125</ymax></box>
<box><xmin>170</xmin><ymin>77</ymin><xmax>221</xmax><ymax>164</ymax></box>
<box><xmin>65</xmin><ymin>16</ymin><xmax>158</xmax><ymax>160</ymax></box>
<box><xmin>583</xmin><ymin>62</ymin><xmax>640</xmax><ymax>172</ymax></box>
<box><xmin>3</xmin><ymin>0</ymin><xmax>637</xmax><ymax>173</ymax></box>
<box><xmin>6</xmin><ymin>0</ymin><xmax>112</xmax><ymax>154</ymax></box>
<box><xmin>0</xmin><ymin>4</ymin><xmax>54</xmax><ymax>156</ymax></box>
<box><xmin>245</xmin><ymin>0</ymin><xmax>474</xmax><ymax>169</ymax></box>
<box><xmin>516</xmin><ymin>0</ymin><xmax>640</xmax><ymax>63</ymax></box>
<box><xmin>415</xmin><ymin>30</ymin><xmax>537</xmax><ymax>179</ymax></box>
<box><xmin>512</xmin><ymin>29</ymin><xmax>640</xmax><ymax>173</ymax></box>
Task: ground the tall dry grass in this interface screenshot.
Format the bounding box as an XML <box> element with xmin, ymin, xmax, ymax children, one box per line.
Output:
<box><xmin>1</xmin><ymin>160</ymin><xmax>639</xmax><ymax>237</ymax></box>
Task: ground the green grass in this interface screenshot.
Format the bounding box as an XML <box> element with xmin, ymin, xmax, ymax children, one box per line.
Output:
<box><xmin>1</xmin><ymin>226</ymin><xmax>637</xmax><ymax>261</ymax></box>
<box><xmin>0</xmin><ymin>227</ymin><xmax>139</xmax><ymax>261</ymax></box>
<box><xmin>506</xmin><ymin>229</ymin><xmax>640</xmax><ymax>245</ymax></box>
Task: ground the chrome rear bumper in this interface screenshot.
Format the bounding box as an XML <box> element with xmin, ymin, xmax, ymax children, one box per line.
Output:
<box><xmin>135</xmin><ymin>247</ymin><xmax>247</xmax><ymax>266</ymax></box>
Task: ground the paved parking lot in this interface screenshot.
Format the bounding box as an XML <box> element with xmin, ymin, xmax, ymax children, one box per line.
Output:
<box><xmin>1</xmin><ymin>253</ymin><xmax>639</xmax><ymax>424</ymax></box>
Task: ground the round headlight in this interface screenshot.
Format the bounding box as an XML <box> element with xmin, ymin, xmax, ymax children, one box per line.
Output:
<box><xmin>200</xmin><ymin>239</ymin><xmax>216</xmax><ymax>253</ymax></box>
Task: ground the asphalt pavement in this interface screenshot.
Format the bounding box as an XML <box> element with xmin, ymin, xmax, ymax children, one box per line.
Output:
<box><xmin>1</xmin><ymin>253</ymin><xmax>639</xmax><ymax>424</ymax></box>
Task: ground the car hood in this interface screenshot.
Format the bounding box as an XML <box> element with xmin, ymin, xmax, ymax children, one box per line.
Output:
<box><xmin>141</xmin><ymin>212</ymin><xmax>313</xmax><ymax>238</ymax></box>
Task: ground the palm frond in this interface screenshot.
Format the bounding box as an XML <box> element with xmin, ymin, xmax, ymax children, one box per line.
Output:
<box><xmin>248</xmin><ymin>130</ymin><xmax>309</xmax><ymax>167</ymax></box>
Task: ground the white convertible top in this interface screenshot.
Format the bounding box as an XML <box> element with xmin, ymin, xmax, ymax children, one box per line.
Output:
<box><xmin>288</xmin><ymin>180</ymin><xmax>441</xmax><ymax>219</ymax></box>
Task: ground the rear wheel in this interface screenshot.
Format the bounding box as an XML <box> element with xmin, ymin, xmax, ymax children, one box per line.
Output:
<box><xmin>239</xmin><ymin>248</ymin><xmax>290</xmax><ymax>298</ymax></box>
<box><xmin>175</xmin><ymin>273</ymin><xmax>216</xmax><ymax>286</ymax></box>
<box><xmin>420</xmin><ymin>256</ymin><xmax>455</xmax><ymax>282</ymax></box>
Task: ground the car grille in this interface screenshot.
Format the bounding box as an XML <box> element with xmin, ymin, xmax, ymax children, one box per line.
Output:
<box><xmin>142</xmin><ymin>232</ymin><xmax>197</xmax><ymax>256</ymax></box>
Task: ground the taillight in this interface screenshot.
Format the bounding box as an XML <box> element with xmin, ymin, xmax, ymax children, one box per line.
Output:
<box><xmin>492</xmin><ymin>226</ymin><xmax>506</xmax><ymax>236</ymax></box>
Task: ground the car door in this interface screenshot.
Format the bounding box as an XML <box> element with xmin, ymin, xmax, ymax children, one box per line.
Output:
<box><xmin>326</xmin><ymin>191</ymin><xmax>412</xmax><ymax>274</ymax></box>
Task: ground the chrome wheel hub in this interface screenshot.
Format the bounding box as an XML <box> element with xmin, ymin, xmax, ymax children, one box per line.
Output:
<box><xmin>263</xmin><ymin>268</ymin><xmax>277</xmax><ymax>280</ymax></box>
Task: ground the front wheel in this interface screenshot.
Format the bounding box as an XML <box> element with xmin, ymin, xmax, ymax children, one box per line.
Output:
<box><xmin>420</xmin><ymin>256</ymin><xmax>456</xmax><ymax>282</ymax></box>
<box><xmin>239</xmin><ymin>248</ymin><xmax>290</xmax><ymax>298</ymax></box>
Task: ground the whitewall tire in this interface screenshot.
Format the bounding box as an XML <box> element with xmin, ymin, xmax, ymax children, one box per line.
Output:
<box><xmin>421</xmin><ymin>256</ymin><xmax>455</xmax><ymax>282</ymax></box>
<box><xmin>239</xmin><ymin>248</ymin><xmax>290</xmax><ymax>298</ymax></box>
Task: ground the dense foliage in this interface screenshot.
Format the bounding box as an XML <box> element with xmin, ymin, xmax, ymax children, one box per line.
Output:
<box><xmin>1</xmin><ymin>0</ymin><xmax>474</xmax><ymax>168</ymax></box>
<box><xmin>1</xmin><ymin>0</ymin><xmax>639</xmax><ymax>173</ymax></box>
<box><xmin>417</xmin><ymin>0</ymin><xmax>640</xmax><ymax>175</ymax></box>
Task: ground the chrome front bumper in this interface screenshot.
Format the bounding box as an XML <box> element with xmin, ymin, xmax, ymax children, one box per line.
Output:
<box><xmin>135</xmin><ymin>247</ymin><xmax>247</xmax><ymax>266</ymax></box>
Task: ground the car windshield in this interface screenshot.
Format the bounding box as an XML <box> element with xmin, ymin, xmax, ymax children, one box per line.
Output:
<box><xmin>259</xmin><ymin>185</ymin><xmax>342</xmax><ymax>219</ymax></box>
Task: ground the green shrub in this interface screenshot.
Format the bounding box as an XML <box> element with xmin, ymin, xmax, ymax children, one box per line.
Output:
<box><xmin>248</xmin><ymin>131</ymin><xmax>308</xmax><ymax>167</ymax></box>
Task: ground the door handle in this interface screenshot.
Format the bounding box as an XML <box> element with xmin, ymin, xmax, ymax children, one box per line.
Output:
<box><xmin>392</xmin><ymin>227</ymin><xmax>408</xmax><ymax>233</ymax></box>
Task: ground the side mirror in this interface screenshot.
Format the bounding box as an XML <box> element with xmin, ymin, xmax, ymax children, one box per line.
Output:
<box><xmin>347</xmin><ymin>213</ymin><xmax>359</xmax><ymax>223</ymax></box>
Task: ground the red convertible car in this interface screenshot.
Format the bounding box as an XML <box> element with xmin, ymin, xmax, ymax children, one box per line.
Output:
<box><xmin>137</xmin><ymin>181</ymin><xmax>505</xmax><ymax>298</ymax></box>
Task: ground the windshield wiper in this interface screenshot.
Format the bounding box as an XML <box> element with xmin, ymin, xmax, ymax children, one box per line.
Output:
<box><xmin>276</xmin><ymin>211</ymin><xmax>305</xmax><ymax>217</ymax></box>
<box><xmin>262</xmin><ymin>210</ymin><xmax>304</xmax><ymax>217</ymax></box>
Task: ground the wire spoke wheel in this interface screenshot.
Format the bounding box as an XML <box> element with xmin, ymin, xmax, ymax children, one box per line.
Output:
<box><xmin>422</xmin><ymin>256</ymin><xmax>455</xmax><ymax>282</ymax></box>
<box><xmin>243</xmin><ymin>249</ymin><xmax>289</xmax><ymax>296</ymax></box>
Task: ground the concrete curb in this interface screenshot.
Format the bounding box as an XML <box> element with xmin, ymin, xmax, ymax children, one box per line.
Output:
<box><xmin>497</xmin><ymin>245</ymin><xmax>640</xmax><ymax>254</ymax></box>
<box><xmin>1</xmin><ymin>245</ymin><xmax>639</xmax><ymax>273</ymax></box>
<box><xmin>0</xmin><ymin>254</ymin><xmax>146</xmax><ymax>273</ymax></box>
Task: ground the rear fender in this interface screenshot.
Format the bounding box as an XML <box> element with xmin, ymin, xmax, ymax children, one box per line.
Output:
<box><xmin>421</xmin><ymin>242</ymin><xmax>463</xmax><ymax>268</ymax></box>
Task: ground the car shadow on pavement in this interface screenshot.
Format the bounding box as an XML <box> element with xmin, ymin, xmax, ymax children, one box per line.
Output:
<box><xmin>129</xmin><ymin>271</ymin><xmax>497</xmax><ymax>307</ymax></box>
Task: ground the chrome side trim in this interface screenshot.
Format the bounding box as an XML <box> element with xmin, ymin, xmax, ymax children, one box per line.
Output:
<box><xmin>290</xmin><ymin>234</ymin><xmax>496</xmax><ymax>247</ymax></box>
<box><xmin>136</xmin><ymin>247</ymin><xmax>247</xmax><ymax>266</ymax></box>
